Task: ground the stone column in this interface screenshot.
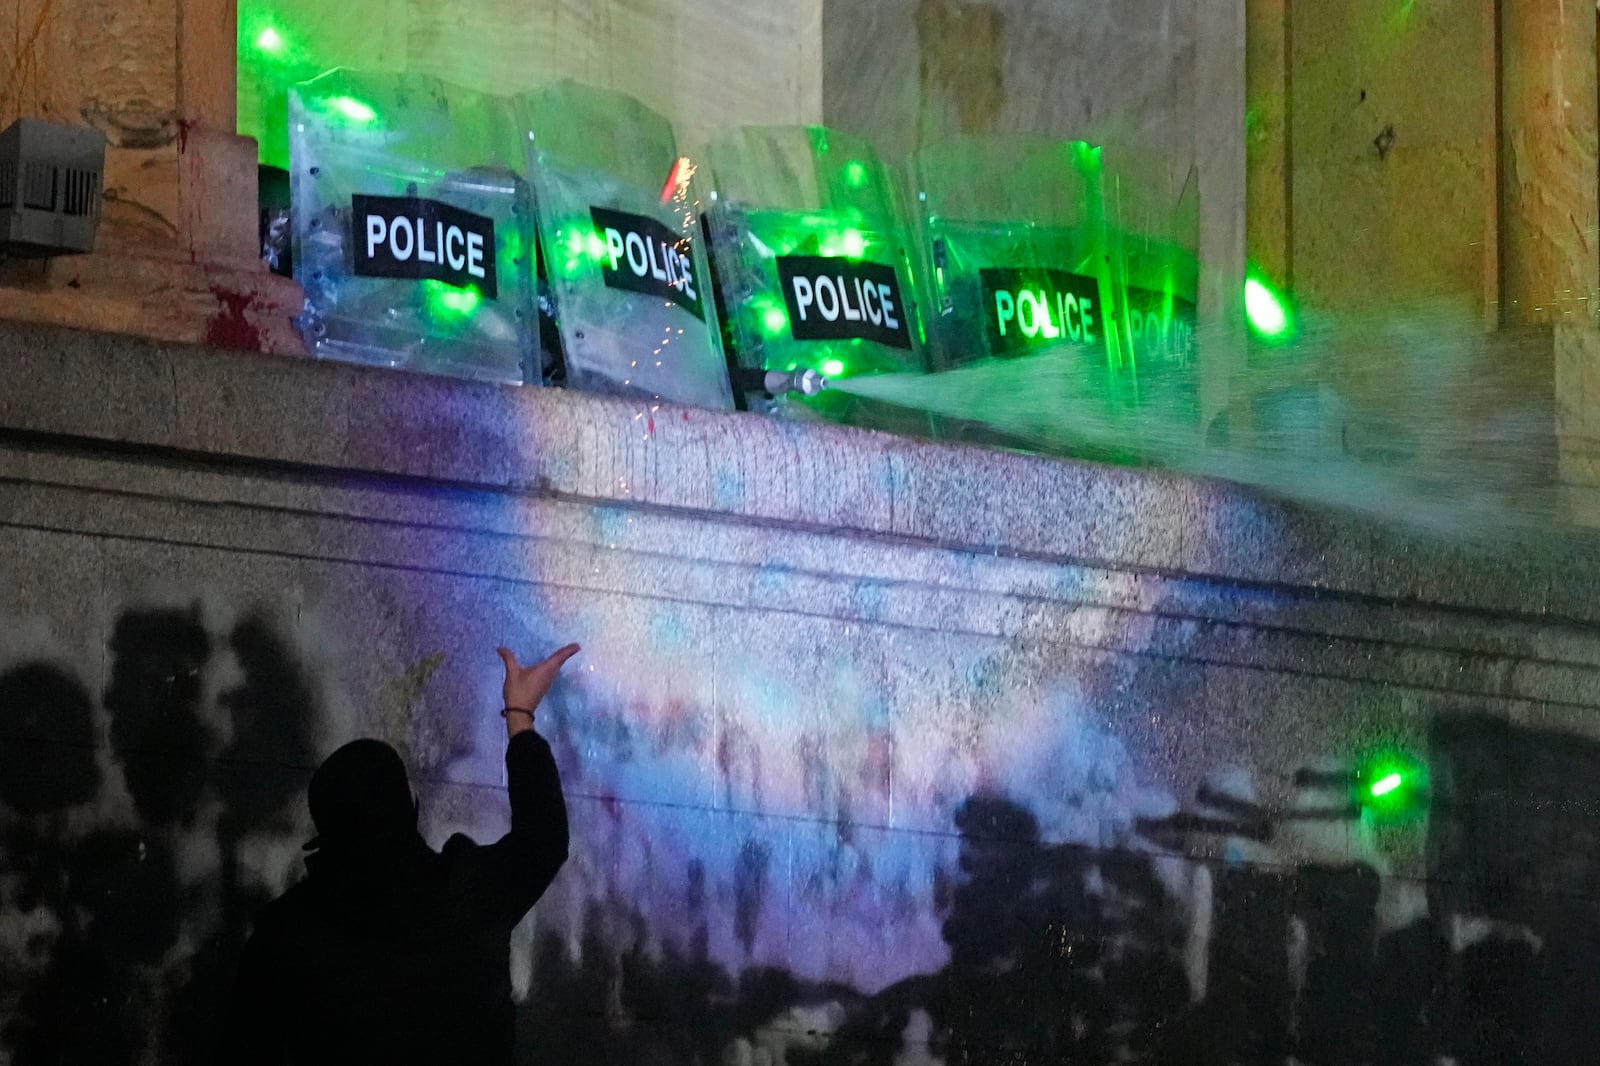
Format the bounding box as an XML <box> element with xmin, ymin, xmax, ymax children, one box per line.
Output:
<box><xmin>1498</xmin><ymin>0</ymin><xmax>1600</xmax><ymax>523</ymax></box>
<box><xmin>1244</xmin><ymin>0</ymin><xmax>1287</xmax><ymax>288</ymax></box>
<box><xmin>1499</xmin><ymin>0</ymin><xmax>1599</xmax><ymax>326</ymax></box>
<box><xmin>1196</xmin><ymin>0</ymin><xmax>1249</xmax><ymax>435</ymax></box>
<box><xmin>0</xmin><ymin>0</ymin><xmax>304</xmax><ymax>353</ymax></box>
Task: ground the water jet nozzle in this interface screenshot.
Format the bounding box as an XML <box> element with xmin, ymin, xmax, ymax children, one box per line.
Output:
<box><xmin>730</xmin><ymin>367</ymin><xmax>830</xmax><ymax>397</ymax></box>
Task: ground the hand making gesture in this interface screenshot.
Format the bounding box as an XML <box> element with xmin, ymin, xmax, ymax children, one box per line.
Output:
<box><xmin>496</xmin><ymin>643</ymin><xmax>580</xmax><ymax>737</ymax></box>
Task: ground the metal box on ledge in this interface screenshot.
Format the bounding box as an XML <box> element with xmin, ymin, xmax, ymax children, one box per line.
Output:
<box><xmin>0</xmin><ymin>118</ymin><xmax>105</xmax><ymax>258</ymax></box>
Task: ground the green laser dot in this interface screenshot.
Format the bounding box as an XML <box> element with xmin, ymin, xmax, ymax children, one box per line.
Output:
<box><xmin>1245</xmin><ymin>278</ymin><xmax>1289</xmax><ymax>338</ymax></box>
<box><xmin>255</xmin><ymin>27</ymin><xmax>285</xmax><ymax>53</ymax></box>
<box><xmin>841</xmin><ymin>230</ymin><xmax>866</xmax><ymax>258</ymax></box>
<box><xmin>586</xmin><ymin>234</ymin><xmax>607</xmax><ymax>260</ymax></box>
<box><xmin>1369</xmin><ymin>772</ymin><xmax>1404</xmax><ymax>798</ymax></box>
<box><xmin>843</xmin><ymin>161</ymin><xmax>868</xmax><ymax>188</ymax></box>
<box><xmin>821</xmin><ymin>359</ymin><xmax>845</xmax><ymax>377</ymax></box>
<box><xmin>762</xmin><ymin>307</ymin><xmax>788</xmax><ymax>335</ymax></box>
<box><xmin>331</xmin><ymin>97</ymin><xmax>377</xmax><ymax>124</ymax></box>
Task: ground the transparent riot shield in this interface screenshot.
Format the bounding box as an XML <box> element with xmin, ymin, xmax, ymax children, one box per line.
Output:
<box><xmin>701</xmin><ymin>126</ymin><xmax>928</xmax><ymax>429</ymax></box>
<box><xmin>289</xmin><ymin>69</ymin><xmax>537</xmax><ymax>384</ymax></box>
<box><xmin>519</xmin><ymin>81</ymin><xmax>732</xmax><ymax>409</ymax></box>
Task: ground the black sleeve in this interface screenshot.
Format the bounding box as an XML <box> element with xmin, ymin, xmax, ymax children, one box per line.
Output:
<box><xmin>449</xmin><ymin>729</ymin><xmax>570</xmax><ymax>924</ymax></box>
<box><xmin>220</xmin><ymin>916</ymin><xmax>292</xmax><ymax>1065</ymax></box>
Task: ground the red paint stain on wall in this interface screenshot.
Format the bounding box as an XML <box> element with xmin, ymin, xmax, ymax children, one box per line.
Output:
<box><xmin>203</xmin><ymin>286</ymin><xmax>265</xmax><ymax>351</ymax></box>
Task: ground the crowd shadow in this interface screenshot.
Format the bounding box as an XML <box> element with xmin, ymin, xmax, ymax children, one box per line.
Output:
<box><xmin>4</xmin><ymin>613</ymin><xmax>1600</xmax><ymax>1065</ymax></box>
<box><xmin>0</xmin><ymin>606</ymin><xmax>319</xmax><ymax>1065</ymax></box>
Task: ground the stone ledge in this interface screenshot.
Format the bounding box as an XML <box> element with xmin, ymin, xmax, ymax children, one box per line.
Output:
<box><xmin>0</xmin><ymin>252</ymin><xmax>307</xmax><ymax>356</ymax></box>
<box><xmin>0</xmin><ymin>318</ymin><xmax>1592</xmax><ymax>622</ymax></box>
<box><xmin>2</xmin><ymin>453</ymin><xmax>1596</xmax><ymax>710</ymax></box>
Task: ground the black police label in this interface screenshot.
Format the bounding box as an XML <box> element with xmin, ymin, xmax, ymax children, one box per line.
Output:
<box><xmin>590</xmin><ymin>206</ymin><xmax>704</xmax><ymax>320</ymax></box>
<box><xmin>1126</xmin><ymin>286</ymin><xmax>1197</xmax><ymax>365</ymax></box>
<box><xmin>776</xmin><ymin>256</ymin><xmax>912</xmax><ymax>350</ymax></box>
<box><xmin>980</xmin><ymin>268</ymin><xmax>1101</xmax><ymax>356</ymax></box>
<box><xmin>353</xmin><ymin>195</ymin><xmax>497</xmax><ymax>299</ymax></box>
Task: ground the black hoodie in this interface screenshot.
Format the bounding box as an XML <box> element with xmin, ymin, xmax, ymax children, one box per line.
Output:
<box><xmin>225</xmin><ymin>730</ymin><xmax>569</xmax><ymax>1064</ymax></box>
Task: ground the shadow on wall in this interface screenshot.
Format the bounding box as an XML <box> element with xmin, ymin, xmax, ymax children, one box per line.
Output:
<box><xmin>0</xmin><ymin>606</ymin><xmax>319</xmax><ymax>1065</ymax></box>
<box><xmin>3</xmin><ymin>608</ymin><xmax>1600</xmax><ymax>1063</ymax></box>
<box><xmin>520</xmin><ymin>713</ymin><xmax>1600</xmax><ymax>1065</ymax></box>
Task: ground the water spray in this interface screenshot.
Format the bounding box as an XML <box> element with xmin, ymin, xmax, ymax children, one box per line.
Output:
<box><xmin>827</xmin><ymin>303</ymin><xmax>1561</xmax><ymax>543</ymax></box>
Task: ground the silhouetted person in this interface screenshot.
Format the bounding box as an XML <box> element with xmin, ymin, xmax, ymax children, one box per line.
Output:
<box><xmin>225</xmin><ymin>642</ymin><xmax>580</xmax><ymax>1065</ymax></box>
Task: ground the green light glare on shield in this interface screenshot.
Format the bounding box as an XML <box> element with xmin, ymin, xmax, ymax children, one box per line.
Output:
<box><xmin>424</xmin><ymin>281</ymin><xmax>480</xmax><ymax>318</ymax></box>
<box><xmin>840</xmin><ymin>229</ymin><xmax>866</xmax><ymax>259</ymax></box>
<box><xmin>756</xmin><ymin>299</ymin><xmax>788</xmax><ymax>336</ymax></box>
<box><xmin>330</xmin><ymin>96</ymin><xmax>377</xmax><ymax>124</ymax></box>
<box><xmin>255</xmin><ymin>26</ymin><xmax>285</xmax><ymax>53</ymax></box>
<box><xmin>821</xmin><ymin>358</ymin><xmax>845</xmax><ymax>377</ymax></box>
<box><xmin>500</xmin><ymin>229</ymin><xmax>523</xmax><ymax>263</ymax></box>
<box><xmin>1245</xmin><ymin>277</ymin><xmax>1291</xmax><ymax>339</ymax></box>
<box><xmin>586</xmin><ymin>233</ymin><xmax>607</xmax><ymax>260</ymax></box>
<box><xmin>843</xmin><ymin>161</ymin><xmax>869</xmax><ymax>188</ymax></box>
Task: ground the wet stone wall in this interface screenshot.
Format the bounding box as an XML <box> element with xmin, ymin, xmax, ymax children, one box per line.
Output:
<box><xmin>2</xmin><ymin>323</ymin><xmax>1600</xmax><ymax>1064</ymax></box>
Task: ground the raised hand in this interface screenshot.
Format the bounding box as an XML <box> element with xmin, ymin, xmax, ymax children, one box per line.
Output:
<box><xmin>495</xmin><ymin>643</ymin><xmax>580</xmax><ymax>736</ymax></box>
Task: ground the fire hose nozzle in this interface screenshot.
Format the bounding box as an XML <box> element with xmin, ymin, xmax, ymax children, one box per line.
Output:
<box><xmin>765</xmin><ymin>368</ymin><xmax>829</xmax><ymax>396</ymax></box>
<box><xmin>732</xmin><ymin>367</ymin><xmax>830</xmax><ymax>397</ymax></box>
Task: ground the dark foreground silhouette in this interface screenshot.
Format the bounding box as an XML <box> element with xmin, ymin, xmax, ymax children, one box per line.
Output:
<box><xmin>223</xmin><ymin>643</ymin><xmax>579</xmax><ymax>1065</ymax></box>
